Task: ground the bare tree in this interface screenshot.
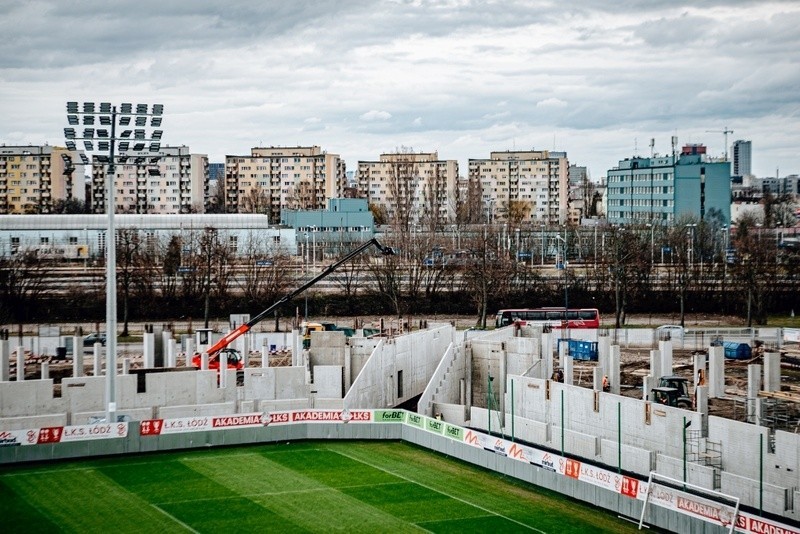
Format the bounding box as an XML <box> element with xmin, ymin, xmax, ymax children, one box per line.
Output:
<box><xmin>664</xmin><ymin>215</ymin><xmax>698</xmax><ymax>327</ymax></box>
<box><xmin>730</xmin><ymin>213</ymin><xmax>777</xmax><ymax>326</ymax></box>
<box><xmin>116</xmin><ymin>228</ymin><xmax>151</xmax><ymax>336</ymax></box>
<box><xmin>240</xmin><ymin>184</ymin><xmax>271</xmax><ymax>214</ymax></box>
<box><xmin>462</xmin><ymin>225</ymin><xmax>514</xmax><ymax>328</ymax></box>
<box><xmin>0</xmin><ymin>250</ymin><xmax>51</xmax><ymax>323</ymax></box>
<box><xmin>235</xmin><ymin>232</ymin><xmax>295</xmax><ymax>308</ymax></box>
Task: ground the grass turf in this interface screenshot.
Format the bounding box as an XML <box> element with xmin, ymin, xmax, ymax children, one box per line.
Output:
<box><xmin>0</xmin><ymin>440</ymin><xmax>643</xmax><ymax>533</ymax></box>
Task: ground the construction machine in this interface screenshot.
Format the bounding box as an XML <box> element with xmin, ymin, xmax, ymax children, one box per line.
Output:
<box><xmin>652</xmin><ymin>376</ymin><xmax>693</xmax><ymax>409</ymax></box>
<box><xmin>191</xmin><ymin>237</ymin><xmax>394</xmax><ymax>371</ymax></box>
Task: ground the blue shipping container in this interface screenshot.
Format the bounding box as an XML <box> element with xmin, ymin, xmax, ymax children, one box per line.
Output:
<box><xmin>557</xmin><ymin>339</ymin><xmax>598</xmax><ymax>361</ymax></box>
<box><xmin>720</xmin><ymin>341</ymin><xmax>752</xmax><ymax>360</ymax></box>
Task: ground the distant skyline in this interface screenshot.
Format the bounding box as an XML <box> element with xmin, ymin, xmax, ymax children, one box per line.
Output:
<box><xmin>1</xmin><ymin>1</ymin><xmax>798</xmax><ymax>179</ymax></box>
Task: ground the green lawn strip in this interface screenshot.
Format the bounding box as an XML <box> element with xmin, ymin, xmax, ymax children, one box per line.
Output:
<box><xmin>326</xmin><ymin>441</ymin><xmax>641</xmax><ymax>533</ymax></box>
<box><xmin>263</xmin><ymin>447</ymin><xmax>400</xmax><ymax>487</ymax></box>
<box><xmin>180</xmin><ymin>448</ymin><xmax>421</xmax><ymax>533</ymax></box>
<box><xmin>340</xmin><ymin>480</ymin><xmax>489</xmax><ymax>523</ymax></box>
<box><xmin>421</xmin><ymin>515</ymin><xmax>537</xmax><ymax>534</ymax></box>
<box><xmin>0</xmin><ymin>478</ymin><xmax>60</xmax><ymax>533</ymax></box>
<box><xmin>1</xmin><ymin>468</ymin><xmax>188</xmax><ymax>533</ymax></box>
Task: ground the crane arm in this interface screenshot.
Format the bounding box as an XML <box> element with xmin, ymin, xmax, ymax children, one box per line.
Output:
<box><xmin>204</xmin><ymin>237</ymin><xmax>394</xmax><ymax>357</ymax></box>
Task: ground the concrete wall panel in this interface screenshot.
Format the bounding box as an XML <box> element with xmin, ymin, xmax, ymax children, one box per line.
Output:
<box><xmin>156</xmin><ymin>402</ymin><xmax>236</xmax><ymax>419</ymax></box>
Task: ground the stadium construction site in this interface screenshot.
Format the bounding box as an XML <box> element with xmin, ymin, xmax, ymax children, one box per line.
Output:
<box><xmin>1</xmin><ymin>319</ymin><xmax>799</xmax><ymax>533</ymax></box>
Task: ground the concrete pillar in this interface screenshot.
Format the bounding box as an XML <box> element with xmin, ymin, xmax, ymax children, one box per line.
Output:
<box><xmin>466</xmin><ymin>345</ymin><xmax>473</xmax><ymax>411</ymax></box>
<box><xmin>558</xmin><ymin>340</ymin><xmax>567</xmax><ymax>364</ymax></box>
<box><xmin>261</xmin><ymin>345</ymin><xmax>269</xmax><ymax>368</ymax></box>
<box><xmin>72</xmin><ymin>334</ymin><xmax>81</xmax><ymax>364</ymax></box>
<box><xmin>695</xmin><ymin>385</ymin><xmax>708</xmax><ymax>418</ymax></box>
<box><xmin>693</xmin><ymin>353</ymin><xmax>707</xmax><ymax>391</ymax></box>
<box><xmin>242</xmin><ymin>335</ymin><xmax>250</xmax><ymax>369</ymax></box>
<box><xmin>201</xmin><ymin>352</ymin><xmax>209</xmax><ymax>371</ymax></box>
<box><xmin>16</xmin><ymin>345</ymin><xmax>25</xmax><ymax>381</ymax></box>
<box><xmin>41</xmin><ymin>362</ymin><xmax>49</xmax><ymax>380</ymax></box>
<box><xmin>167</xmin><ymin>339</ymin><xmax>177</xmax><ymax>367</ymax></box>
<box><xmin>122</xmin><ymin>358</ymin><xmax>130</xmax><ymax>375</ymax></box>
<box><xmin>184</xmin><ymin>338</ymin><xmax>195</xmax><ymax>367</ymax></box>
<box><xmin>658</xmin><ymin>340</ymin><xmax>673</xmax><ymax>376</ymax></box>
<box><xmin>598</xmin><ymin>335</ymin><xmax>610</xmax><ymax>377</ymax></box>
<box><xmin>143</xmin><ymin>332</ymin><xmax>155</xmax><ymax>368</ymax></box>
<box><xmin>0</xmin><ymin>338</ymin><xmax>9</xmax><ymax>381</ymax></box>
<box><xmin>763</xmin><ymin>352</ymin><xmax>780</xmax><ymax>392</ymax></box>
<box><xmin>643</xmin><ymin>375</ymin><xmax>655</xmax><ymax>401</ymax></box>
<box><xmin>747</xmin><ymin>364</ymin><xmax>762</xmax><ymax>423</ymax></box>
<box><xmin>93</xmin><ymin>345</ymin><xmax>102</xmax><ymax>376</ymax></box>
<box><xmin>73</xmin><ymin>342</ymin><xmax>84</xmax><ymax>378</ymax></box>
<box><xmin>292</xmin><ymin>329</ymin><xmax>300</xmax><ymax>367</ymax></box>
<box><xmin>708</xmin><ymin>345</ymin><xmax>724</xmax><ymax>399</ymax></box>
<box><xmin>755</xmin><ymin>398</ymin><xmax>764</xmax><ymax>427</ymax></box>
<box><xmin>649</xmin><ymin>349</ymin><xmax>662</xmax><ymax>380</ymax></box>
<box><xmin>219</xmin><ymin>352</ymin><xmax>228</xmax><ymax>388</ymax></box>
<box><xmin>344</xmin><ymin>345</ymin><xmax>352</xmax><ymax>391</ymax></box>
<box><xmin>593</xmin><ymin>367</ymin><xmax>602</xmax><ymax>391</ymax></box>
<box><xmin>610</xmin><ymin>345</ymin><xmax>621</xmax><ymax>394</ymax></box>
<box><xmin>563</xmin><ymin>356</ymin><xmax>573</xmax><ymax>385</ymax></box>
<box><xmin>161</xmin><ymin>330</ymin><xmax>172</xmax><ymax>366</ymax></box>
<box><xmin>541</xmin><ymin>333</ymin><xmax>553</xmax><ymax>382</ymax></box>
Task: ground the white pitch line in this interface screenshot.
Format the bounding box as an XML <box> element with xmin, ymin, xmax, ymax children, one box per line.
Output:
<box><xmin>331</xmin><ymin>449</ymin><xmax>548</xmax><ymax>534</ymax></box>
<box><xmin>149</xmin><ymin>503</ymin><xmax>200</xmax><ymax>534</ymax></box>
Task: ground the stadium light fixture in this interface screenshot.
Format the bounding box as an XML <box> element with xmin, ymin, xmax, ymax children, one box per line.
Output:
<box><xmin>64</xmin><ymin>101</ymin><xmax>165</xmax><ymax>424</ymax></box>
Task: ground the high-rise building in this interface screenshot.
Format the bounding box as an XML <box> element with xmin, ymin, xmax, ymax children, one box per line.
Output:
<box><xmin>468</xmin><ymin>150</ymin><xmax>569</xmax><ymax>224</ymax></box>
<box><xmin>357</xmin><ymin>151</ymin><xmax>458</xmax><ymax>226</ymax></box>
<box><xmin>732</xmin><ymin>140</ymin><xmax>752</xmax><ymax>178</ymax></box>
<box><xmin>91</xmin><ymin>146</ymin><xmax>208</xmax><ymax>214</ymax></box>
<box><xmin>606</xmin><ymin>144</ymin><xmax>731</xmax><ymax>225</ymax></box>
<box><xmin>0</xmin><ymin>145</ymin><xmax>86</xmax><ymax>214</ymax></box>
<box><xmin>225</xmin><ymin>146</ymin><xmax>345</xmax><ymax>222</ymax></box>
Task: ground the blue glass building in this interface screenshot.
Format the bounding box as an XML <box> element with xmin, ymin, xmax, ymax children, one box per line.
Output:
<box><xmin>606</xmin><ymin>145</ymin><xmax>730</xmax><ymax>225</ymax></box>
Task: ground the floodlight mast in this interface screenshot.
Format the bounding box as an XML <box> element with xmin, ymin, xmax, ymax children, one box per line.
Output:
<box><xmin>64</xmin><ymin>102</ymin><xmax>164</xmax><ymax>424</ymax></box>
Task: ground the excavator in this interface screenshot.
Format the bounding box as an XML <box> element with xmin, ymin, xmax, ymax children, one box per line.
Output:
<box><xmin>191</xmin><ymin>237</ymin><xmax>394</xmax><ymax>373</ymax></box>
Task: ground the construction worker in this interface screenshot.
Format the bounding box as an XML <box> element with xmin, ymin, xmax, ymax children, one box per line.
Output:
<box><xmin>602</xmin><ymin>375</ymin><xmax>610</xmax><ymax>392</ymax></box>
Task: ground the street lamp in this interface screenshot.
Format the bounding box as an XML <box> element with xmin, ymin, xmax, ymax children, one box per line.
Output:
<box><xmin>64</xmin><ymin>101</ymin><xmax>164</xmax><ymax>424</ymax></box>
<box><xmin>310</xmin><ymin>225</ymin><xmax>317</xmax><ymax>272</ymax></box>
<box><xmin>540</xmin><ymin>223</ymin><xmax>545</xmax><ymax>266</ymax></box>
<box><xmin>685</xmin><ymin>224</ymin><xmax>697</xmax><ymax>268</ymax></box>
<box><xmin>555</xmin><ymin>230</ymin><xmax>569</xmax><ymax>349</ymax></box>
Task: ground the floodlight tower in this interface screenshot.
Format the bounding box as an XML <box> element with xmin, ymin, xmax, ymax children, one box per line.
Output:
<box><xmin>64</xmin><ymin>101</ymin><xmax>164</xmax><ymax>423</ymax></box>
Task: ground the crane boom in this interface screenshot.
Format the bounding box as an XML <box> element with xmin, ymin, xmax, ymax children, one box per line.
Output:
<box><xmin>203</xmin><ymin>237</ymin><xmax>394</xmax><ymax>358</ymax></box>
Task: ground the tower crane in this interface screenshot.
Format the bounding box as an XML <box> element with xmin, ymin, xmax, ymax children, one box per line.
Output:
<box><xmin>705</xmin><ymin>127</ymin><xmax>734</xmax><ymax>161</ymax></box>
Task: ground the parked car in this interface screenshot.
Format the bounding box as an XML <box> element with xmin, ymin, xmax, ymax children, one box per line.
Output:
<box><xmin>655</xmin><ymin>325</ymin><xmax>684</xmax><ymax>341</ymax></box>
<box><xmin>83</xmin><ymin>332</ymin><xmax>107</xmax><ymax>347</ymax></box>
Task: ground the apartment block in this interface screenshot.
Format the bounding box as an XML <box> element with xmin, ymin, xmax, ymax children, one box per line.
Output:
<box><xmin>91</xmin><ymin>146</ymin><xmax>208</xmax><ymax>214</ymax></box>
<box><xmin>468</xmin><ymin>150</ymin><xmax>569</xmax><ymax>224</ymax></box>
<box><xmin>225</xmin><ymin>146</ymin><xmax>345</xmax><ymax>223</ymax></box>
<box><xmin>357</xmin><ymin>151</ymin><xmax>458</xmax><ymax>225</ymax></box>
<box><xmin>0</xmin><ymin>145</ymin><xmax>86</xmax><ymax>214</ymax></box>
<box><xmin>606</xmin><ymin>144</ymin><xmax>731</xmax><ymax>225</ymax></box>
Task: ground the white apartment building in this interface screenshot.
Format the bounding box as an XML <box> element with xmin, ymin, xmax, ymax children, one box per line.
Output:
<box><xmin>357</xmin><ymin>151</ymin><xmax>458</xmax><ymax>226</ymax></box>
<box><xmin>91</xmin><ymin>146</ymin><xmax>208</xmax><ymax>214</ymax></box>
<box><xmin>0</xmin><ymin>145</ymin><xmax>86</xmax><ymax>214</ymax></box>
<box><xmin>225</xmin><ymin>146</ymin><xmax>345</xmax><ymax>223</ymax></box>
<box><xmin>468</xmin><ymin>150</ymin><xmax>569</xmax><ymax>225</ymax></box>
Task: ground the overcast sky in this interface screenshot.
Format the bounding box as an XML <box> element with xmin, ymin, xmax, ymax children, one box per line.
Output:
<box><xmin>1</xmin><ymin>0</ymin><xmax>798</xmax><ymax>179</ymax></box>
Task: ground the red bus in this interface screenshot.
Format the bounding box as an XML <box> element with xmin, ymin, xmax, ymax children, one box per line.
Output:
<box><xmin>495</xmin><ymin>307</ymin><xmax>601</xmax><ymax>329</ymax></box>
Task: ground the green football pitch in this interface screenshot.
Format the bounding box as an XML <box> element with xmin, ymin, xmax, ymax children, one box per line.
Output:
<box><xmin>0</xmin><ymin>440</ymin><xmax>643</xmax><ymax>533</ymax></box>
